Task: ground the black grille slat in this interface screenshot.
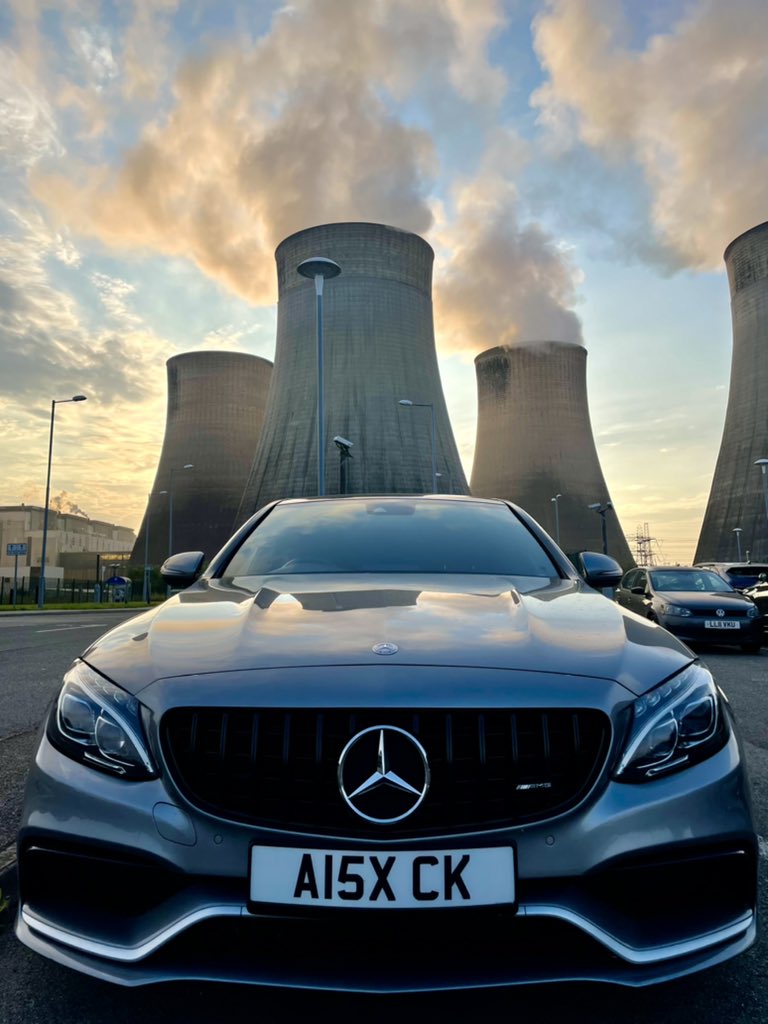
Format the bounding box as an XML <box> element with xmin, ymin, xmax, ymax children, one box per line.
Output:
<box><xmin>162</xmin><ymin>708</ymin><xmax>610</xmax><ymax>838</ymax></box>
<box><xmin>315</xmin><ymin>713</ymin><xmax>324</xmax><ymax>766</ymax></box>
<box><xmin>477</xmin><ymin>713</ymin><xmax>487</xmax><ymax>767</ymax></box>
<box><xmin>282</xmin><ymin>713</ymin><xmax>291</xmax><ymax>768</ymax></box>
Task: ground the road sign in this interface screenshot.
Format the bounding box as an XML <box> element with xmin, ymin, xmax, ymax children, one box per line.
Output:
<box><xmin>6</xmin><ymin>543</ymin><xmax>27</xmax><ymax>556</ymax></box>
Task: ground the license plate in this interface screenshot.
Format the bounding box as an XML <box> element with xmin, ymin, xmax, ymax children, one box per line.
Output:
<box><xmin>705</xmin><ymin>620</ymin><xmax>740</xmax><ymax>629</ymax></box>
<box><xmin>250</xmin><ymin>846</ymin><xmax>515</xmax><ymax>909</ymax></box>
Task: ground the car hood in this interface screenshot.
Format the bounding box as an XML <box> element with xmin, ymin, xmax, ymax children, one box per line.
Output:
<box><xmin>656</xmin><ymin>590</ymin><xmax>753</xmax><ymax>609</ymax></box>
<box><xmin>81</xmin><ymin>575</ymin><xmax>692</xmax><ymax>698</ymax></box>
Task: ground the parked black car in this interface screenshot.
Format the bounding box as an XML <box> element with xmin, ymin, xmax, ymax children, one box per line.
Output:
<box><xmin>742</xmin><ymin>577</ymin><xmax>768</xmax><ymax>640</ymax></box>
<box><xmin>616</xmin><ymin>565</ymin><xmax>762</xmax><ymax>651</ymax></box>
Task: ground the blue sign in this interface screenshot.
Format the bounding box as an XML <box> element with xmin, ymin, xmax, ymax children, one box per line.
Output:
<box><xmin>105</xmin><ymin>576</ymin><xmax>128</xmax><ymax>586</ymax></box>
<box><xmin>7</xmin><ymin>543</ymin><xmax>27</xmax><ymax>556</ymax></box>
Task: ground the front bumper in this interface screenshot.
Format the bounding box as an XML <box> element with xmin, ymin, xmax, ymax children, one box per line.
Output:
<box><xmin>660</xmin><ymin>615</ymin><xmax>763</xmax><ymax>646</ymax></box>
<box><xmin>16</xmin><ymin>727</ymin><xmax>758</xmax><ymax>990</ymax></box>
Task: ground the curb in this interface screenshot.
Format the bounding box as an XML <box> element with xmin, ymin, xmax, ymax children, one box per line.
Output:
<box><xmin>0</xmin><ymin>843</ymin><xmax>16</xmax><ymax>881</ymax></box>
<box><xmin>0</xmin><ymin>607</ymin><xmax>151</xmax><ymax>619</ymax></box>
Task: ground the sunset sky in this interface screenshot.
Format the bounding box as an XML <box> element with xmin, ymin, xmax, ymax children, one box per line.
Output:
<box><xmin>2</xmin><ymin>0</ymin><xmax>767</xmax><ymax>564</ymax></box>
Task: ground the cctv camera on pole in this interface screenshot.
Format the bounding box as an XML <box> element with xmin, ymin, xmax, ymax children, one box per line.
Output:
<box><xmin>333</xmin><ymin>436</ymin><xmax>354</xmax><ymax>495</ymax></box>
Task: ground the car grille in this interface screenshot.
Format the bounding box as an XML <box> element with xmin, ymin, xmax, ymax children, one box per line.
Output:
<box><xmin>161</xmin><ymin>708</ymin><xmax>610</xmax><ymax>836</ymax></box>
<box><xmin>699</xmin><ymin>606</ymin><xmax>750</xmax><ymax>618</ymax></box>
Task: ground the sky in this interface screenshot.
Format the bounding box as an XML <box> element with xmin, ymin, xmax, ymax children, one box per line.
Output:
<box><xmin>1</xmin><ymin>0</ymin><xmax>767</xmax><ymax>564</ymax></box>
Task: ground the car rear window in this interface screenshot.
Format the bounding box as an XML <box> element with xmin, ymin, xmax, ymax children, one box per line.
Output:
<box><xmin>222</xmin><ymin>499</ymin><xmax>559</xmax><ymax>578</ymax></box>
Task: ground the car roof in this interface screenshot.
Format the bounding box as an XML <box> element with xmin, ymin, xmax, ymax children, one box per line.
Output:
<box><xmin>276</xmin><ymin>494</ymin><xmax>509</xmax><ymax>506</ymax></box>
<box><xmin>643</xmin><ymin>565</ymin><xmax>705</xmax><ymax>572</ymax></box>
<box><xmin>695</xmin><ymin>561</ymin><xmax>768</xmax><ymax>570</ymax></box>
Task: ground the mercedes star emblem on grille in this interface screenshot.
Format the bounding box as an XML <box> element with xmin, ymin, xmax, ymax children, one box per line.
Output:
<box><xmin>338</xmin><ymin>726</ymin><xmax>430</xmax><ymax>823</ymax></box>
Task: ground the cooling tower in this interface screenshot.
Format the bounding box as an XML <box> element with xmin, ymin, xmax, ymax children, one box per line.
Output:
<box><xmin>470</xmin><ymin>342</ymin><xmax>634</xmax><ymax>567</ymax></box>
<box><xmin>695</xmin><ymin>222</ymin><xmax>768</xmax><ymax>562</ymax></box>
<box><xmin>132</xmin><ymin>350</ymin><xmax>272</xmax><ymax>565</ymax></box>
<box><xmin>236</xmin><ymin>222</ymin><xmax>468</xmax><ymax>521</ymax></box>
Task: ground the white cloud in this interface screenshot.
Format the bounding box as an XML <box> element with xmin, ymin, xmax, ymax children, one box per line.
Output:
<box><xmin>29</xmin><ymin>0</ymin><xmax>508</xmax><ymax>306</ymax></box>
<box><xmin>532</xmin><ymin>0</ymin><xmax>768</xmax><ymax>269</ymax></box>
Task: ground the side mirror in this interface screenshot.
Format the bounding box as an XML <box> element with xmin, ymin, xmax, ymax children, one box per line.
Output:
<box><xmin>160</xmin><ymin>551</ymin><xmax>205</xmax><ymax>588</ymax></box>
<box><xmin>575</xmin><ymin>551</ymin><xmax>624</xmax><ymax>590</ymax></box>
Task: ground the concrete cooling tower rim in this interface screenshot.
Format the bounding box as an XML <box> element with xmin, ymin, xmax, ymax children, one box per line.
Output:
<box><xmin>166</xmin><ymin>351</ymin><xmax>274</xmax><ymax>368</ymax></box>
<box><xmin>723</xmin><ymin>220</ymin><xmax>768</xmax><ymax>261</ymax></box>
<box><xmin>274</xmin><ymin>221</ymin><xmax>435</xmax><ymax>260</ymax></box>
<box><xmin>474</xmin><ymin>341</ymin><xmax>585</xmax><ymax>364</ymax></box>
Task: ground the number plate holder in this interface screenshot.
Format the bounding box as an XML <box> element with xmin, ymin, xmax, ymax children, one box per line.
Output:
<box><xmin>249</xmin><ymin>843</ymin><xmax>516</xmax><ymax>911</ymax></box>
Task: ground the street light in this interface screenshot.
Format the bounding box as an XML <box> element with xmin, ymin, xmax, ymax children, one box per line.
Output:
<box><xmin>143</xmin><ymin>489</ymin><xmax>167</xmax><ymax>603</ymax></box>
<box><xmin>38</xmin><ymin>394</ymin><xmax>87</xmax><ymax>608</ymax></box>
<box><xmin>588</xmin><ymin>500</ymin><xmax>613</xmax><ymax>556</ymax></box>
<box><xmin>733</xmin><ymin>526</ymin><xmax>743</xmax><ymax>561</ymax></box>
<box><xmin>297</xmin><ymin>256</ymin><xmax>342</xmax><ymax>496</ymax></box>
<box><xmin>755</xmin><ymin>460</ymin><xmax>768</xmax><ymax>545</ymax></box>
<box><xmin>398</xmin><ymin>399</ymin><xmax>438</xmax><ymax>492</ymax></box>
<box><xmin>168</xmin><ymin>465</ymin><xmax>194</xmax><ymax>557</ymax></box>
<box><xmin>551</xmin><ymin>493</ymin><xmax>562</xmax><ymax>546</ymax></box>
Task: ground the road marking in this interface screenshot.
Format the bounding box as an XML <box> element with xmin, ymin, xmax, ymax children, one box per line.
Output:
<box><xmin>36</xmin><ymin>624</ymin><xmax>106</xmax><ymax>634</ymax></box>
<box><xmin>759</xmin><ymin>835</ymin><xmax>767</xmax><ymax>860</ymax></box>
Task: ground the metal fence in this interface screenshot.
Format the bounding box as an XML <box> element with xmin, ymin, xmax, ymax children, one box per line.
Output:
<box><xmin>0</xmin><ymin>576</ymin><xmax>153</xmax><ymax>605</ymax></box>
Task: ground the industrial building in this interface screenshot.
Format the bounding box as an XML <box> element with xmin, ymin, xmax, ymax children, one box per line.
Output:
<box><xmin>236</xmin><ymin>222</ymin><xmax>469</xmax><ymax>522</ymax></box>
<box><xmin>695</xmin><ymin>221</ymin><xmax>768</xmax><ymax>562</ymax></box>
<box><xmin>0</xmin><ymin>504</ymin><xmax>135</xmax><ymax>583</ymax></box>
<box><xmin>132</xmin><ymin>350</ymin><xmax>272</xmax><ymax>566</ymax></box>
<box><xmin>470</xmin><ymin>342</ymin><xmax>634</xmax><ymax>567</ymax></box>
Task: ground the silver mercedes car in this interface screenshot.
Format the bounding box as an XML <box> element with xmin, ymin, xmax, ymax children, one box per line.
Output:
<box><xmin>16</xmin><ymin>496</ymin><xmax>757</xmax><ymax>989</ymax></box>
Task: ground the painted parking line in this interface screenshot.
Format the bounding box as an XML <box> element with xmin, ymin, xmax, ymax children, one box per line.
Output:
<box><xmin>35</xmin><ymin>624</ymin><xmax>107</xmax><ymax>634</ymax></box>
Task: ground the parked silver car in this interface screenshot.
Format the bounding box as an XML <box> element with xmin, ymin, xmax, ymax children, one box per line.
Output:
<box><xmin>16</xmin><ymin>496</ymin><xmax>758</xmax><ymax>989</ymax></box>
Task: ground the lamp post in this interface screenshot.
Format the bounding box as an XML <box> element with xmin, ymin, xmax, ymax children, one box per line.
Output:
<box><xmin>38</xmin><ymin>394</ymin><xmax>87</xmax><ymax>608</ymax></box>
<box><xmin>588</xmin><ymin>501</ymin><xmax>613</xmax><ymax>556</ymax></box>
<box><xmin>551</xmin><ymin>493</ymin><xmax>562</xmax><ymax>547</ymax></box>
<box><xmin>168</xmin><ymin>465</ymin><xmax>194</xmax><ymax>557</ymax></box>
<box><xmin>733</xmin><ymin>526</ymin><xmax>743</xmax><ymax>561</ymax></box>
<box><xmin>143</xmin><ymin>489</ymin><xmax>167</xmax><ymax>603</ymax></box>
<box><xmin>755</xmin><ymin>460</ymin><xmax>768</xmax><ymax>547</ymax></box>
<box><xmin>398</xmin><ymin>399</ymin><xmax>438</xmax><ymax>492</ymax></box>
<box><xmin>297</xmin><ymin>257</ymin><xmax>342</xmax><ymax>496</ymax></box>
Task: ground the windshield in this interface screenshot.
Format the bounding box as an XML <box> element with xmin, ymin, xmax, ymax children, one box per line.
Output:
<box><xmin>649</xmin><ymin>570</ymin><xmax>733</xmax><ymax>593</ymax></box>
<box><xmin>223</xmin><ymin>499</ymin><xmax>560</xmax><ymax>578</ymax></box>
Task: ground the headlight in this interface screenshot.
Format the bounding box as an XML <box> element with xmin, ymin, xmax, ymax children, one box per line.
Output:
<box><xmin>615</xmin><ymin>663</ymin><xmax>728</xmax><ymax>782</ymax></box>
<box><xmin>48</xmin><ymin>661</ymin><xmax>156</xmax><ymax>779</ymax></box>
<box><xmin>660</xmin><ymin>603</ymin><xmax>692</xmax><ymax>617</ymax></box>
